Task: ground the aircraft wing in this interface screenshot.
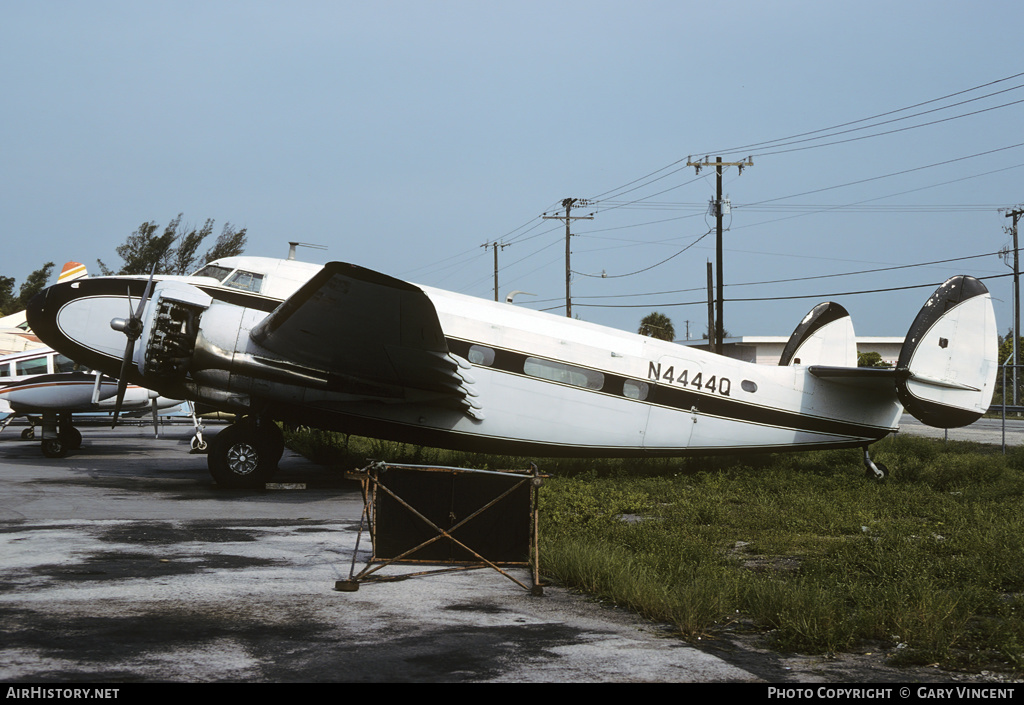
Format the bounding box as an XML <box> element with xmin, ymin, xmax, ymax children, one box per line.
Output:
<box><xmin>249</xmin><ymin>262</ymin><xmax>480</xmax><ymax>414</ymax></box>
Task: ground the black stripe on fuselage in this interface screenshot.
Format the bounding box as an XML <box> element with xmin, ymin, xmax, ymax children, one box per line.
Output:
<box><xmin>273</xmin><ymin>399</ymin><xmax>881</xmax><ymax>458</ymax></box>
<box><xmin>445</xmin><ymin>337</ymin><xmax>891</xmax><ymax>441</ymax></box>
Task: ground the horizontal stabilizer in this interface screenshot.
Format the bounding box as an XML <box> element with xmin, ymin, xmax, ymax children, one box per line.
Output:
<box><xmin>808</xmin><ymin>365</ymin><xmax>896</xmax><ymax>391</ymax></box>
<box><xmin>896</xmin><ymin>275</ymin><xmax>997</xmax><ymax>428</ymax></box>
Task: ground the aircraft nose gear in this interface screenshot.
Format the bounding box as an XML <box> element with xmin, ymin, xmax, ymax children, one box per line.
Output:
<box><xmin>864</xmin><ymin>449</ymin><xmax>888</xmax><ymax>481</ymax></box>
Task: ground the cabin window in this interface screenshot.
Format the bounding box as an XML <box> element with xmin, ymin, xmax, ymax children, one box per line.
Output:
<box><xmin>468</xmin><ymin>345</ymin><xmax>495</xmax><ymax>366</ymax></box>
<box><xmin>15</xmin><ymin>357</ymin><xmax>47</xmax><ymax>376</ymax></box>
<box><xmin>623</xmin><ymin>380</ymin><xmax>649</xmax><ymax>401</ymax></box>
<box><xmin>224</xmin><ymin>270</ymin><xmax>264</xmax><ymax>294</ymax></box>
<box><xmin>523</xmin><ymin>357</ymin><xmax>604</xmax><ymax>390</ymax></box>
<box><xmin>54</xmin><ymin>354</ymin><xmax>77</xmax><ymax>373</ymax></box>
<box><xmin>741</xmin><ymin>380</ymin><xmax>758</xmax><ymax>393</ymax></box>
<box><xmin>0</xmin><ymin>364</ymin><xmax>10</xmax><ymax>378</ymax></box>
<box><xmin>192</xmin><ymin>264</ymin><xmax>233</xmax><ymax>282</ymax></box>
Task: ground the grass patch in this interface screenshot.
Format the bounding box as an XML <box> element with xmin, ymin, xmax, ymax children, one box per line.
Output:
<box><xmin>285</xmin><ymin>428</ymin><xmax>1024</xmax><ymax>675</ymax></box>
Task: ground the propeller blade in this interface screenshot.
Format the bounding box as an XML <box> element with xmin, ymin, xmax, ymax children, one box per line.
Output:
<box><xmin>111</xmin><ymin>336</ymin><xmax>135</xmax><ymax>428</ymax></box>
<box><xmin>111</xmin><ymin>378</ymin><xmax>127</xmax><ymax>429</ymax></box>
<box><xmin>151</xmin><ymin>397</ymin><xmax>159</xmax><ymax>438</ymax></box>
<box><xmin>112</xmin><ymin>265</ymin><xmax>158</xmax><ymax>429</ymax></box>
<box><xmin>134</xmin><ymin>266</ymin><xmax>156</xmax><ymax>321</ymax></box>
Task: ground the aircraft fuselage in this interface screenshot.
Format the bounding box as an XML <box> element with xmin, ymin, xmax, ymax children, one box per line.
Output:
<box><xmin>28</xmin><ymin>268</ymin><xmax>902</xmax><ymax>458</ymax></box>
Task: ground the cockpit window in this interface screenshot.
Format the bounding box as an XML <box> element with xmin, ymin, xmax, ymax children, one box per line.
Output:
<box><xmin>53</xmin><ymin>354</ymin><xmax>90</xmax><ymax>373</ymax></box>
<box><xmin>224</xmin><ymin>270</ymin><xmax>264</xmax><ymax>293</ymax></box>
<box><xmin>192</xmin><ymin>264</ymin><xmax>233</xmax><ymax>282</ymax></box>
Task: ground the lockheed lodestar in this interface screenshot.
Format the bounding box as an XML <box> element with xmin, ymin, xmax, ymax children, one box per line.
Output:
<box><xmin>25</xmin><ymin>254</ymin><xmax>998</xmax><ymax>487</ymax></box>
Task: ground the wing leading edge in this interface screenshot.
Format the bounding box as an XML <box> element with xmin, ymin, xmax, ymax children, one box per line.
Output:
<box><xmin>249</xmin><ymin>262</ymin><xmax>481</xmax><ymax>417</ymax></box>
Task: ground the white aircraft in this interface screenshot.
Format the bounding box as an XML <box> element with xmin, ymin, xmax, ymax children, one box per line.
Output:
<box><xmin>24</xmin><ymin>254</ymin><xmax>998</xmax><ymax>487</ymax></box>
<box><xmin>0</xmin><ymin>262</ymin><xmax>88</xmax><ymax>355</ymax></box>
<box><xmin>0</xmin><ymin>346</ymin><xmax>183</xmax><ymax>457</ymax></box>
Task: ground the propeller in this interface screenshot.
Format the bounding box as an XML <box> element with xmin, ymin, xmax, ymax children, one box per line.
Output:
<box><xmin>109</xmin><ymin>267</ymin><xmax>156</xmax><ymax>427</ymax></box>
<box><xmin>151</xmin><ymin>395</ymin><xmax>159</xmax><ymax>438</ymax></box>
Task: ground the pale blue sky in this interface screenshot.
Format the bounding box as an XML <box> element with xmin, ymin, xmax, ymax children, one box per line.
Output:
<box><xmin>4</xmin><ymin>1</ymin><xmax>1023</xmax><ymax>339</ymax></box>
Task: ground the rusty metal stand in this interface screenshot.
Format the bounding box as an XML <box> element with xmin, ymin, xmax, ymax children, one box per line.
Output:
<box><xmin>336</xmin><ymin>461</ymin><xmax>546</xmax><ymax>595</ymax></box>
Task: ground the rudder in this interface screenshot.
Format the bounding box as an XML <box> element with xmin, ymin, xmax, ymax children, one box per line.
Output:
<box><xmin>896</xmin><ymin>275</ymin><xmax>997</xmax><ymax>428</ymax></box>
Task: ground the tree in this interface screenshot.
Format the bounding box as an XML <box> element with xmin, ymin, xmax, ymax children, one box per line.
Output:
<box><xmin>638</xmin><ymin>312</ymin><xmax>675</xmax><ymax>341</ymax></box>
<box><xmin>857</xmin><ymin>351</ymin><xmax>891</xmax><ymax>368</ymax></box>
<box><xmin>0</xmin><ymin>262</ymin><xmax>55</xmax><ymax>317</ymax></box>
<box><xmin>0</xmin><ymin>276</ymin><xmax>15</xmax><ymax>316</ymax></box>
<box><xmin>97</xmin><ymin>214</ymin><xmax>247</xmax><ymax>276</ymax></box>
<box><xmin>202</xmin><ymin>223</ymin><xmax>247</xmax><ymax>265</ymax></box>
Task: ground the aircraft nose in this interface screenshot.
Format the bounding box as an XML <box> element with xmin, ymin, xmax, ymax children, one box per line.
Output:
<box><xmin>25</xmin><ymin>287</ymin><xmax>52</xmax><ymax>331</ymax></box>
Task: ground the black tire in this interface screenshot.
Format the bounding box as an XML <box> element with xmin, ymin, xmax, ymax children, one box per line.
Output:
<box><xmin>59</xmin><ymin>426</ymin><xmax>82</xmax><ymax>450</ymax></box>
<box><xmin>865</xmin><ymin>462</ymin><xmax>889</xmax><ymax>481</ymax></box>
<box><xmin>260</xmin><ymin>419</ymin><xmax>285</xmax><ymax>465</ymax></box>
<box><xmin>207</xmin><ymin>424</ymin><xmax>277</xmax><ymax>488</ymax></box>
<box><xmin>41</xmin><ymin>438</ymin><xmax>67</xmax><ymax>458</ymax></box>
<box><xmin>20</xmin><ymin>427</ymin><xmax>34</xmax><ymax>440</ymax></box>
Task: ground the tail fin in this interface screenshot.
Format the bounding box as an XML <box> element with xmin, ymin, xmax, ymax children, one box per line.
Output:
<box><xmin>779</xmin><ymin>302</ymin><xmax>857</xmax><ymax>367</ymax></box>
<box><xmin>896</xmin><ymin>275</ymin><xmax>997</xmax><ymax>428</ymax></box>
<box><xmin>57</xmin><ymin>262</ymin><xmax>87</xmax><ymax>283</ymax></box>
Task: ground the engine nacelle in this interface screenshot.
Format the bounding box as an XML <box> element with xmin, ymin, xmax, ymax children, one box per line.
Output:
<box><xmin>138</xmin><ymin>282</ymin><xmax>212</xmax><ymax>382</ymax></box>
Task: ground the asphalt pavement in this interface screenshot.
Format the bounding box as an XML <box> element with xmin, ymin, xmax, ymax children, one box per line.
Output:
<box><xmin>5</xmin><ymin>417</ymin><xmax>1020</xmax><ymax>683</ymax></box>
<box><xmin>0</xmin><ymin>423</ymin><xmax>763</xmax><ymax>684</ymax></box>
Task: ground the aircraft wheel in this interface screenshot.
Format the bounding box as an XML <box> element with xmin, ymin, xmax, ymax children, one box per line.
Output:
<box><xmin>260</xmin><ymin>419</ymin><xmax>285</xmax><ymax>465</ymax></box>
<box><xmin>865</xmin><ymin>462</ymin><xmax>889</xmax><ymax>482</ymax></box>
<box><xmin>41</xmin><ymin>438</ymin><xmax>67</xmax><ymax>459</ymax></box>
<box><xmin>190</xmin><ymin>435</ymin><xmax>208</xmax><ymax>452</ymax></box>
<box><xmin>21</xmin><ymin>427</ymin><xmax>34</xmax><ymax>440</ymax></box>
<box><xmin>60</xmin><ymin>426</ymin><xmax>82</xmax><ymax>450</ymax></box>
<box><xmin>207</xmin><ymin>424</ymin><xmax>276</xmax><ymax>488</ymax></box>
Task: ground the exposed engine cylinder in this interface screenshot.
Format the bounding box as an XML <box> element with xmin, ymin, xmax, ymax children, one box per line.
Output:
<box><xmin>143</xmin><ymin>298</ymin><xmax>204</xmax><ymax>380</ymax></box>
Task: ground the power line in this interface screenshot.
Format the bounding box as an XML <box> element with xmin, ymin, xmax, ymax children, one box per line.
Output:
<box><xmin>584</xmin><ymin>71</ymin><xmax>1024</xmax><ymax>206</ymax></box>
<box><xmin>751</xmin><ymin>96</ymin><xmax>1024</xmax><ymax>158</ymax></box>
<box><xmin>697</xmin><ymin>71</ymin><xmax>1024</xmax><ymax>157</ymax></box>
<box><xmin>573</xmin><ymin>229</ymin><xmax>712</xmax><ymax>279</ymax></box>
<box><xmin>566</xmin><ymin>273</ymin><xmax>1014</xmax><ymax>309</ymax></box>
<box><xmin>527</xmin><ymin>249</ymin><xmax>1006</xmax><ymax>304</ymax></box>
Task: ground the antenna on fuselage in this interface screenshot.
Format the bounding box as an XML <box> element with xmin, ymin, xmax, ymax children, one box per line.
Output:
<box><xmin>505</xmin><ymin>290</ymin><xmax>535</xmax><ymax>304</ymax></box>
<box><xmin>287</xmin><ymin>242</ymin><xmax>328</xmax><ymax>260</ymax></box>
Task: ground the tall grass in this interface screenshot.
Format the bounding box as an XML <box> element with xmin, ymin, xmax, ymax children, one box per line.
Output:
<box><xmin>285</xmin><ymin>428</ymin><xmax>1024</xmax><ymax>674</ymax></box>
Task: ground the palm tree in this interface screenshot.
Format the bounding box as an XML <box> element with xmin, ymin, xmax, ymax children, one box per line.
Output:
<box><xmin>638</xmin><ymin>312</ymin><xmax>675</xmax><ymax>341</ymax></box>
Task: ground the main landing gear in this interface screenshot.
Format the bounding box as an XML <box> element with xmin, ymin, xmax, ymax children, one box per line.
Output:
<box><xmin>39</xmin><ymin>412</ymin><xmax>82</xmax><ymax>459</ymax></box>
<box><xmin>206</xmin><ymin>416</ymin><xmax>285</xmax><ymax>488</ymax></box>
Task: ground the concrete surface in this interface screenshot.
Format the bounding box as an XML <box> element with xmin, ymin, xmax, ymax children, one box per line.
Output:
<box><xmin>896</xmin><ymin>415</ymin><xmax>1024</xmax><ymax>448</ymax></box>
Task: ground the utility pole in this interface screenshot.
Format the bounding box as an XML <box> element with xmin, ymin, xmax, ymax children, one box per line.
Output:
<box><xmin>706</xmin><ymin>261</ymin><xmax>715</xmax><ymax>351</ymax></box>
<box><xmin>1004</xmin><ymin>207</ymin><xmax>1024</xmax><ymax>405</ymax></box>
<box><xmin>543</xmin><ymin>198</ymin><xmax>594</xmax><ymax>317</ymax></box>
<box><xmin>688</xmin><ymin>156</ymin><xmax>753</xmax><ymax>354</ymax></box>
<box><xmin>482</xmin><ymin>241</ymin><xmax>509</xmax><ymax>302</ymax></box>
